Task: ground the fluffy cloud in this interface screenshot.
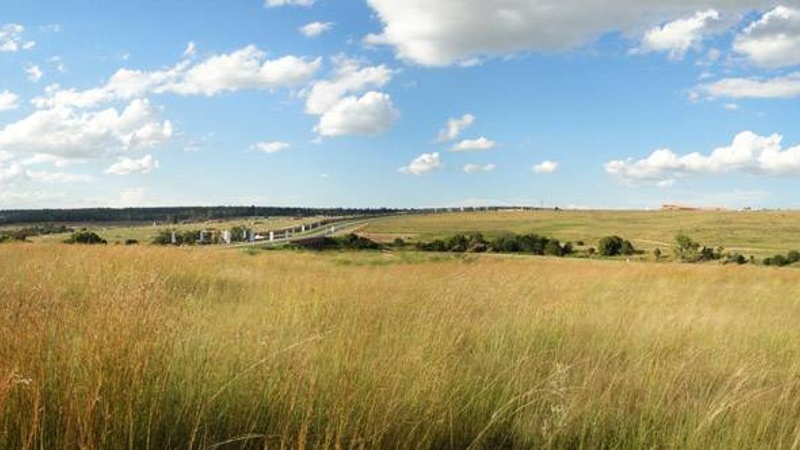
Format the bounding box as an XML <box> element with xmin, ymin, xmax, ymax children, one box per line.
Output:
<box><xmin>605</xmin><ymin>131</ymin><xmax>800</xmax><ymax>185</ymax></box>
<box><xmin>305</xmin><ymin>57</ymin><xmax>394</xmax><ymax>115</ymax></box>
<box><xmin>0</xmin><ymin>24</ymin><xmax>34</xmax><ymax>52</ymax></box>
<box><xmin>315</xmin><ymin>91</ymin><xmax>399</xmax><ymax>137</ymax></box>
<box><xmin>734</xmin><ymin>6</ymin><xmax>800</xmax><ymax>68</ymax></box>
<box><xmin>0</xmin><ymin>99</ymin><xmax>173</xmax><ymax>160</ymax></box>
<box><xmin>171</xmin><ymin>46</ymin><xmax>321</xmax><ymax>96</ymax></box>
<box><xmin>105</xmin><ymin>154</ymin><xmax>160</xmax><ymax>175</ymax></box>
<box><xmin>33</xmin><ymin>45</ymin><xmax>322</xmax><ymax>108</ymax></box>
<box><xmin>251</xmin><ymin>141</ymin><xmax>291</xmax><ymax>154</ymax></box>
<box><xmin>532</xmin><ymin>160</ymin><xmax>560</xmax><ymax>174</ymax></box>
<box><xmin>265</xmin><ymin>0</ymin><xmax>314</xmax><ymax>6</ymax></box>
<box><xmin>0</xmin><ymin>90</ymin><xmax>19</xmax><ymax>111</ymax></box>
<box><xmin>437</xmin><ymin>114</ymin><xmax>475</xmax><ymax>142</ymax></box>
<box><xmin>697</xmin><ymin>73</ymin><xmax>800</xmax><ymax>99</ymax></box>
<box><xmin>399</xmin><ymin>152</ymin><xmax>443</xmax><ymax>176</ymax></box>
<box><xmin>364</xmin><ymin>1</ymin><xmax>775</xmax><ymax>66</ymax></box>
<box><xmin>463</xmin><ymin>163</ymin><xmax>496</xmax><ymax>174</ymax></box>
<box><xmin>451</xmin><ymin>137</ymin><xmax>496</xmax><ymax>152</ymax></box>
<box><xmin>635</xmin><ymin>10</ymin><xmax>720</xmax><ymax>60</ymax></box>
<box><xmin>302</xmin><ymin>57</ymin><xmax>399</xmax><ymax>137</ymax></box>
<box><xmin>26</xmin><ymin>64</ymin><xmax>43</xmax><ymax>82</ymax></box>
<box><xmin>300</xmin><ymin>22</ymin><xmax>334</xmax><ymax>38</ymax></box>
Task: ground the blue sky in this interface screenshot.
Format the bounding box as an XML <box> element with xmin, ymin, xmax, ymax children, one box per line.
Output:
<box><xmin>1</xmin><ymin>0</ymin><xmax>799</xmax><ymax>209</ymax></box>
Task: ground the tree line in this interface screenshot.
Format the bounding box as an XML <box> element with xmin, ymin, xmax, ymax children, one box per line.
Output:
<box><xmin>0</xmin><ymin>206</ymin><xmax>405</xmax><ymax>225</ymax></box>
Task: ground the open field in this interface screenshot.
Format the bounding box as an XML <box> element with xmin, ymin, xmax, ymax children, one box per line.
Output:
<box><xmin>3</xmin><ymin>244</ymin><xmax>800</xmax><ymax>448</ymax></box>
<box><xmin>363</xmin><ymin>210</ymin><xmax>800</xmax><ymax>258</ymax></box>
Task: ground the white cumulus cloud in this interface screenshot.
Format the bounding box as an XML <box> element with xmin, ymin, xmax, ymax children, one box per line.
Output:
<box><xmin>305</xmin><ymin>57</ymin><xmax>394</xmax><ymax>115</ymax></box>
<box><xmin>252</xmin><ymin>141</ymin><xmax>291</xmax><ymax>154</ymax></box>
<box><xmin>315</xmin><ymin>91</ymin><xmax>399</xmax><ymax>137</ymax></box>
<box><xmin>437</xmin><ymin>114</ymin><xmax>475</xmax><ymax>142</ymax></box>
<box><xmin>300</xmin><ymin>22</ymin><xmax>334</xmax><ymax>38</ymax></box>
<box><xmin>105</xmin><ymin>154</ymin><xmax>160</xmax><ymax>175</ymax></box>
<box><xmin>532</xmin><ymin>160</ymin><xmax>559</xmax><ymax>174</ymax></box>
<box><xmin>169</xmin><ymin>46</ymin><xmax>322</xmax><ymax>96</ymax></box>
<box><xmin>0</xmin><ymin>24</ymin><xmax>34</xmax><ymax>52</ymax></box>
<box><xmin>605</xmin><ymin>131</ymin><xmax>800</xmax><ymax>185</ymax></box>
<box><xmin>32</xmin><ymin>45</ymin><xmax>322</xmax><ymax>108</ymax></box>
<box><xmin>697</xmin><ymin>73</ymin><xmax>800</xmax><ymax>99</ymax></box>
<box><xmin>451</xmin><ymin>137</ymin><xmax>496</xmax><ymax>152</ymax></box>
<box><xmin>363</xmin><ymin>1</ymin><xmax>775</xmax><ymax>66</ymax></box>
<box><xmin>0</xmin><ymin>90</ymin><xmax>19</xmax><ymax>111</ymax></box>
<box><xmin>734</xmin><ymin>6</ymin><xmax>800</xmax><ymax>69</ymax></box>
<box><xmin>399</xmin><ymin>152</ymin><xmax>443</xmax><ymax>176</ymax></box>
<box><xmin>635</xmin><ymin>10</ymin><xmax>720</xmax><ymax>60</ymax></box>
<box><xmin>0</xmin><ymin>99</ymin><xmax>173</xmax><ymax>160</ymax></box>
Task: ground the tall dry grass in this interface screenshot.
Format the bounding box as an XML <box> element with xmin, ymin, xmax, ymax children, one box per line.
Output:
<box><xmin>2</xmin><ymin>244</ymin><xmax>800</xmax><ymax>448</ymax></box>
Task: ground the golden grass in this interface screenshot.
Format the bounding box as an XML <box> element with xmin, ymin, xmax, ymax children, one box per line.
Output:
<box><xmin>3</xmin><ymin>244</ymin><xmax>800</xmax><ymax>448</ymax></box>
<box><xmin>365</xmin><ymin>210</ymin><xmax>800</xmax><ymax>257</ymax></box>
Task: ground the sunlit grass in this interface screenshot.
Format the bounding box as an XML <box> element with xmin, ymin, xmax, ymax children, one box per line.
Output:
<box><xmin>364</xmin><ymin>210</ymin><xmax>800</xmax><ymax>258</ymax></box>
<box><xmin>3</xmin><ymin>244</ymin><xmax>800</xmax><ymax>448</ymax></box>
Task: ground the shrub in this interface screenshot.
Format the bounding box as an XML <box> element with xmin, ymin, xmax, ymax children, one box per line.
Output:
<box><xmin>393</xmin><ymin>238</ymin><xmax>405</xmax><ymax>248</ymax></box>
<box><xmin>543</xmin><ymin>239</ymin><xmax>563</xmax><ymax>257</ymax></box>
<box><xmin>770</xmin><ymin>254</ymin><xmax>790</xmax><ymax>267</ymax></box>
<box><xmin>620</xmin><ymin>240</ymin><xmax>636</xmax><ymax>256</ymax></box>
<box><xmin>598</xmin><ymin>236</ymin><xmax>624</xmax><ymax>256</ymax></box>
<box><xmin>787</xmin><ymin>250</ymin><xmax>800</xmax><ymax>264</ymax></box>
<box><xmin>491</xmin><ymin>233</ymin><xmax>521</xmax><ymax>253</ymax></box>
<box><xmin>446</xmin><ymin>234</ymin><xmax>469</xmax><ymax>252</ymax></box>
<box><xmin>337</xmin><ymin>233</ymin><xmax>382</xmax><ymax>250</ymax></box>
<box><xmin>125</xmin><ymin>239</ymin><xmax>139</xmax><ymax>246</ymax></box>
<box><xmin>65</xmin><ymin>231</ymin><xmax>107</xmax><ymax>245</ymax></box>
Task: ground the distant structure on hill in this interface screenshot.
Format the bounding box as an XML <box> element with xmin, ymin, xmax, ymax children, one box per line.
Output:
<box><xmin>661</xmin><ymin>204</ymin><xmax>727</xmax><ymax>212</ymax></box>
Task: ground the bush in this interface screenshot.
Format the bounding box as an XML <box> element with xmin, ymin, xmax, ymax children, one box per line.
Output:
<box><xmin>787</xmin><ymin>250</ymin><xmax>800</xmax><ymax>264</ymax></box>
<box><xmin>125</xmin><ymin>239</ymin><xmax>139</xmax><ymax>246</ymax></box>
<box><xmin>543</xmin><ymin>239</ymin><xmax>563</xmax><ymax>257</ymax></box>
<box><xmin>673</xmin><ymin>233</ymin><xmax>700</xmax><ymax>261</ymax></box>
<box><xmin>337</xmin><ymin>233</ymin><xmax>382</xmax><ymax>250</ymax></box>
<box><xmin>769</xmin><ymin>254</ymin><xmax>790</xmax><ymax>267</ymax></box>
<box><xmin>491</xmin><ymin>233</ymin><xmax>521</xmax><ymax>253</ymax></box>
<box><xmin>620</xmin><ymin>240</ymin><xmax>636</xmax><ymax>256</ymax></box>
<box><xmin>598</xmin><ymin>236</ymin><xmax>624</xmax><ymax>256</ymax></box>
<box><xmin>393</xmin><ymin>238</ymin><xmax>405</xmax><ymax>248</ymax></box>
<box><xmin>65</xmin><ymin>231</ymin><xmax>107</xmax><ymax>245</ymax></box>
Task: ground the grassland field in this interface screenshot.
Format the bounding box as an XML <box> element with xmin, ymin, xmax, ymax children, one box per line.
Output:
<box><xmin>361</xmin><ymin>210</ymin><xmax>800</xmax><ymax>259</ymax></box>
<box><xmin>3</xmin><ymin>210</ymin><xmax>800</xmax><ymax>448</ymax></box>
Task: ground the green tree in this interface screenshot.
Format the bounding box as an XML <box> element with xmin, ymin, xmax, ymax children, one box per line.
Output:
<box><xmin>598</xmin><ymin>236</ymin><xmax>624</xmax><ymax>256</ymax></box>
<box><xmin>673</xmin><ymin>233</ymin><xmax>701</xmax><ymax>262</ymax></box>
<box><xmin>543</xmin><ymin>239</ymin><xmax>563</xmax><ymax>257</ymax></box>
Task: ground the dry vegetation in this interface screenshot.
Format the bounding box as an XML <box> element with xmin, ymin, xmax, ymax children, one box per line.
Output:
<box><xmin>3</xmin><ymin>243</ymin><xmax>800</xmax><ymax>448</ymax></box>
<box><xmin>365</xmin><ymin>210</ymin><xmax>800</xmax><ymax>258</ymax></box>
